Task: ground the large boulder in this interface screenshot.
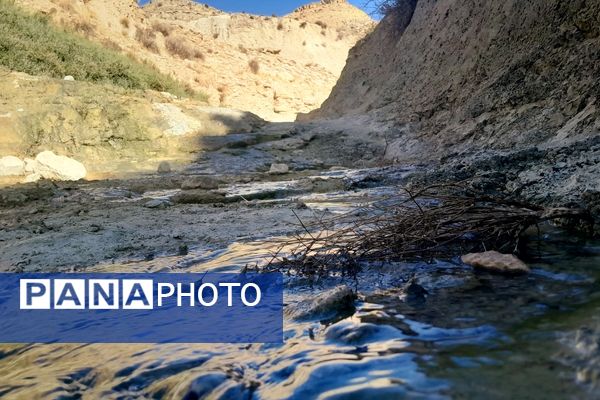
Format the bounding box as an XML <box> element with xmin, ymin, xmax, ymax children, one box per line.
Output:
<box><xmin>33</xmin><ymin>151</ymin><xmax>87</xmax><ymax>181</ymax></box>
<box><xmin>0</xmin><ymin>156</ymin><xmax>25</xmax><ymax>176</ymax></box>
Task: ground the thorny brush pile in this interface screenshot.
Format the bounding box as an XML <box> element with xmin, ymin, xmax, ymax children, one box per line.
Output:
<box><xmin>255</xmin><ymin>184</ymin><xmax>594</xmax><ymax>279</ymax></box>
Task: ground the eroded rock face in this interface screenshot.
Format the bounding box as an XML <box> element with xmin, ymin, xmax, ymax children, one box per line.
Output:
<box><xmin>309</xmin><ymin>0</ymin><xmax>600</xmax><ymax>158</ymax></box>
<box><xmin>33</xmin><ymin>151</ymin><xmax>87</xmax><ymax>181</ymax></box>
<box><xmin>305</xmin><ymin>0</ymin><xmax>600</xmax><ymax>219</ymax></box>
<box><xmin>0</xmin><ymin>71</ymin><xmax>266</xmax><ymax>180</ymax></box>
<box><xmin>461</xmin><ymin>251</ymin><xmax>530</xmax><ymax>274</ymax></box>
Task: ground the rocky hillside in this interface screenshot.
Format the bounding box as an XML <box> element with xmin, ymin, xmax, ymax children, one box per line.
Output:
<box><xmin>310</xmin><ymin>0</ymin><xmax>600</xmax><ymax>156</ymax></box>
<box><xmin>0</xmin><ymin>68</ymin><xmax>263</xmax><ymax>184</ymax></box>
<box><xmin>306</xmin><ymin>0</ymin><xmax>600</xmax><ymax>211</ymax></box>
<box><xmin>15</xmin><ymin>0</ymin><xmax>375</xmax><ymax>121</ymax></box>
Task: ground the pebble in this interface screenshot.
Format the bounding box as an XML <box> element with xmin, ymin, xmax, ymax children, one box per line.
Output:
<box><xmin>269</xmin><ymin>163</ymin><xmax>289</xmax><ymax>175</ymax></box>
<box><xmin>144</xmin><ymin>199</ymin><xmax>173</xmax><ymax>209</ymax></box>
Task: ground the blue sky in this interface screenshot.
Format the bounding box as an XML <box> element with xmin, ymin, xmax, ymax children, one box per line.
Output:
<box><xmin>138</xmin><ymin>0</ymin><xmax>378</xmax><ymax>18</ymax></box>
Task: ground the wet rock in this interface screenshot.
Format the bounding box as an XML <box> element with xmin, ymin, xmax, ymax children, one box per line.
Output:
<box><xmin>185</xmin><ymin>372</ymin><xmax>228</xmax><ymax>400</ymax></box>
<box><xmin>324</xmin><ymin>321</ymin><xmax>400</xmax><ymax>345</ymax></box>
<box><xmin>178</xmin><ymin>244</ymin><xmax>189</xmax><ymax>256</ymax></box>
<box><xmin>308</xmin><ymin>177</ymin><xmax>347</xmax><ymax>193</ymax></box>
<box><xmin>285</xmin><ymin>285</ymin><xmax>356</xmax><ymax>321</ymax></box>
<box><xmin>181</xmin><ymin>176</ymin><xmax>221</xmax><ymax>190</ymax></box>
<box><xmin>0</xmin><ymin>181</ymin><xmax>56</xmax><ymax>206</ymax></box>
<box><xmin>399</xmin><ymin>278</ymin><xmax>429</xmax><ymax>304</ymax></box>
<box><xmin>157</xmin><ymin>161</ymin><xmax>172</xmax><ymax>174</ymax></box>
<box><xmin>461</xmin><ymin>251</ymin><xmax>530</xmax><ymax>273</ymax></box>
<box><xmin>89</xmin><ymin>224</ymin><xmax>102</xmax><ymax>233</ymax></box>
<box><xmin>0</xmin><ymin>156</ymin><xmax>25</xmax><ymax>176</ymax></box>
<box><xmin>559</xmin><ymin>325</ymin><xmax>600</xmax><ymax>389</ymax></box>
<box><xmin>171</xmin><ymin>190</ymin><xmax>227</xmax><ymax>204</ymax></box>
<box><xmin>144</xmin><ymin>199</ymin><xmax>173</xmax><ymax>209</ymax></box>
<box><xmin>261</xmin><ymin>138</ymin><xmax>306</xmax><ymax>151</ymax></box>
<box><xmin>33</xmin><ymin>151</ymin><xmax>87</xmax><ymax>181</ymax></box>
<box><xmin>268</xmin><ymin>163</ymin><xmax>289</xmax><ymax>175</ymax></box>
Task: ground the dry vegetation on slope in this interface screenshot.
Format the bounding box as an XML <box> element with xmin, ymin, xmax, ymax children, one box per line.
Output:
<box><xmin>13</xmin><ymin>0</ymin><xmax>375</xmax><ymax>121</ymax></box>
<box><xmin>0</xmin><ymin>0</ymin><xmax>200</xmax><ymax>98</ymax></box>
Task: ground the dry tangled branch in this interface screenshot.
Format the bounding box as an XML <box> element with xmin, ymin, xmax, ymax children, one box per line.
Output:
<box><xmin>257</xmin><ymin>184</ymin><xmax>592</xmax><ymax>278</ymax></box>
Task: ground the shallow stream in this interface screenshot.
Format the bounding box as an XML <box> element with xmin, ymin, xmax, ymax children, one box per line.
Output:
<box><xmin>0</xmin><ymin>173</ymin><xmax>599</xmax><ymax>399</ymax></box>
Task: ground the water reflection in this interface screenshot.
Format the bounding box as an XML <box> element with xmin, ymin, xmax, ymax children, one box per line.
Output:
<box><xmin>1</xmin><ymin>217</ymin><xmax>599</xmax><ymax>398</ymax></box>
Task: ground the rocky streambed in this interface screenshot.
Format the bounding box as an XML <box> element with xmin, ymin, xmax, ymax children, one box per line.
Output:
<box><xmin>0</xmin><ymin>124</ymin><xmax>599</xmax><ymax>398</ymax></box>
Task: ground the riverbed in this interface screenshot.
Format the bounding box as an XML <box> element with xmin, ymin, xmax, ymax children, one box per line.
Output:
<box><xmin>0</xmin><ymin>167</ymin><xmax>599</xmax><ymax>399</ymax></box>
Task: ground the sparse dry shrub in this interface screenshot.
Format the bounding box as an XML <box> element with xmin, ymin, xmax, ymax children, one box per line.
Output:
<box><xmin>120</xmin><ymin>17</ymin><xmax>129</xmax><ymax>28</ymax></box>
<box><xmin>238</xmin><ymin>44</ymin><xmax>248</xmax><ymax>54</ymax></box>
<box><xmin>58</xmin><ymin>0</ymin><xmax>73</xmax><ymax>12</ymax></box>
<box><xmin>73</xmin><ymin>20</ymin><xmax>95</xmax><ymax>37</ymax></box>
<box><xmin>151</xmin><ymin>20</ymin><xmax>171</xmax><ymax>37</ymax></box>
<box><xmin>248</xmin><ymin>58</ymin><xmax>260</xmax><ymax>74</ymax></box>
<box><xmin>277</xmin><ymin>21</ymin><xmax>284</xmax><ymax>30</ymax></box>
<box><xmin>320</xmin><ymin>30</ymin><xmax>326</xmax><ymax>36</ymax></box>
<box><xmin>299</xmin><ymin>21</ymin><xmax>307</xmax><ymax>28</ymax></box>
<box><xmin>165</xmin><ymin>36</ymin><xmax>203</xmax><ymax>60</ymax></box>
<box><xmin>365</xmin><ymin>0</ymin><xmax>411</xmax><ymax>16</ymax></box>
<box><xmin>217</xmin><ymin>85</ymin><xmax>227</xmax><ymax>104</ymax></box>
<box><xmin>213</xmin><ymin>33</ymin><xmax>219</xmax><ymax>39</ymax></box>
<box><xmin>337</xmin><ymin>31</ymin><xmax>344</xmax><ymax>41</ymax></box>
<box><xmin>0</xmin><ymin>0</ymin><xmax>204</xmax><ymax>99</ymax></box>
<box><xmin>135</xmin><ymin>27</ymin><xmax>159</xmax><ymax>53</ymax></box>
<box><xmin>102</xmin><ymin>39</ymin><xmax>122</xmax><ymax>51</ymax></box>
<box><xmin>315</xmin><ymin>20</ymin><xmax>327</xmax><ymax>29</ymax></box>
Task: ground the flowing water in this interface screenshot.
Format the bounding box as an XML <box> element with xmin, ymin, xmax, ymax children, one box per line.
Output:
<box><xmin>1</xmin><ymin>175</ymin><xmax>599</xmax><ymax>399</ymax></box>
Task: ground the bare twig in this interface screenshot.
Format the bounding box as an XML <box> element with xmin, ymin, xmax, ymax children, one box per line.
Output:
<box><xmin>259</xmin><ymin>184</ymin><xmax>592</xmax><ymax>278</ymax></box>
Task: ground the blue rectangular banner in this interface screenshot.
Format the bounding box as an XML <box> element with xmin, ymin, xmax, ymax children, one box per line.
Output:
<box><xmin>0</xmin><ymin>273</ymin><xmax>283</xmax><ymax>343</ymax></box>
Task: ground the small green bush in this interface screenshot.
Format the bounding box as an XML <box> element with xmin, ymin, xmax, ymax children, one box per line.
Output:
<box><xmin>0</xmin><ymin>0</ymin><xmax>206</xmax><ymax>100</ymax></box>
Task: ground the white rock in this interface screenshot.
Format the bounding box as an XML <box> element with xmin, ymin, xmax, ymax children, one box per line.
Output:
<box><xmin>0</xmin><ymin>156</ymin><xmax>25</xmax><ymax>176</ymax></box>
<box><xmin>269</xmin><ymin>163</ymin><xmax>289</xmax><ymax>175</ymax></box>
<box><xmin>24</xmin><ymin>158</ymin><xmax>36</xmax><ymax>173</ymax></box>
<box><xmin>63</xmin><ymin>75</ymin><xmax>75</xmax><ymax>81</ymax></box>
<box><xmin>23</xmin><ymin>173</ymin><xmax>41</xmax><ymax>183</ymax></box>
<box><xmin>34</xmin><ymin>151</ymin><xmax>87</xmax><ymax>181</ymax></box>
<box><xmin>153</xmin><ymin>103</ymin><xmax>203</xmax><ymax>136</ymax></box>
